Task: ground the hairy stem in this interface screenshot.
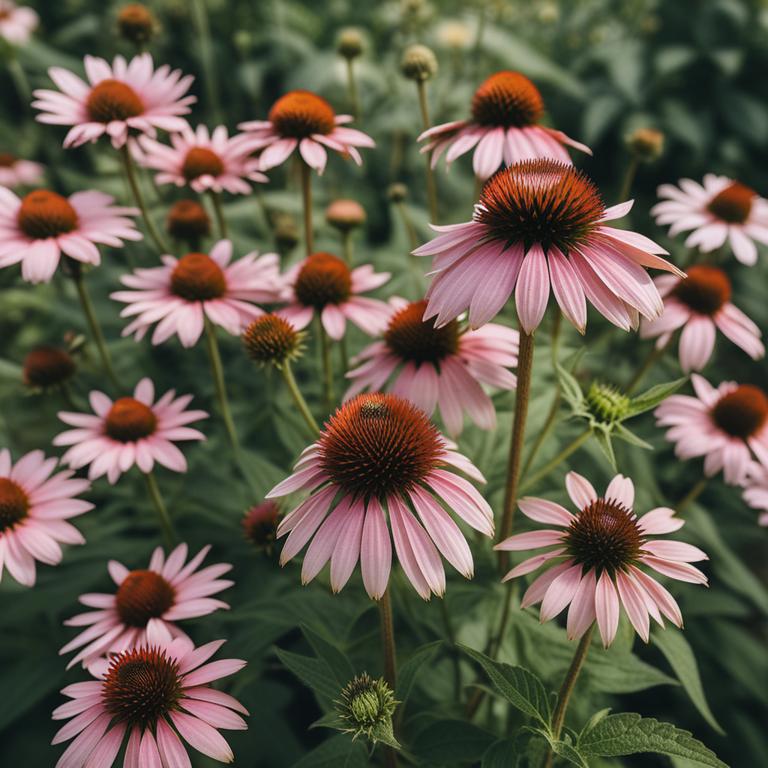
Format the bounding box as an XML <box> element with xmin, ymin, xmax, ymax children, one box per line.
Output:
<box><xmin>619</xmin><ymin>155</ymin><xmax>639</xmax><ymax>202</ymax></box>
<box><xmin>300</xmin><ymin>160</ymin><xmax>314</xmax><ymax>257</ymax></box>
<box><xmin>415</xmin><ymin>80</ymin><xmax>438</xmax><ymax>222</ymax></box>
<box><xmin>281</xmin><ymin>361</ymin><xmax>320</xmax><ymax>435</ymax></box>
<box><xmin>204</xmin><ymin>319</ymin><xmax>240</xmax><ymax>454</ymax></box>
<box><xmin>345</xmin><ymin>58</ymin><xmax>360</xmax><ymax>120</ymax></box>
<box><xmin>318</xmin><ymin>321</ymin><xmax>334</xmax><ymax>413</ymax></box>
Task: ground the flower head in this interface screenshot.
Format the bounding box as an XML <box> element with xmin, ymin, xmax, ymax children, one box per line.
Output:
<box><xmin>61</xmin><ymin>542</ymin><xmax>232</xmax><ymax>668</ymax></box>
<box><xmin>52</xmin><ymin>635</ymin><xmax>247</xmax><ymax>766</ymax></box>
<box><xmin>336</xmin><ymin>673</ymin><xmax>399</xmax><ymax>747</ymax></box>
<box><xmin>496</xmin><ymin>471</ymin><xmax>708</xmax><ymax>646</ymax></box>
<box><xmin>0</xmin><ymin>152</ymin><xmax>44</xmax><ymax>188</ymax></box>
<box><xmin>33</xmin><ymin>53</ymin><xmax>195</xmax><ymax>149</ymax></box>
<box><xmin>117</xmin><ymin>3</ymin><xmax>157</xmax><ymax>45</ymax></box>
<box><xmin>415</xmin><ymin>159</ymin><xmax>681</xmax><ymax>333</ymax></box>
<box><xmin>743</xmin><ymin>463</ymin><xmax>768</xmax><ymax>527</ymax></box>
<box><xmin>641</xmin><ymin>266</ymin><xmax>764</xmax><ymax>372</ymax></box>
<box><xmin>54</xmin><ymin>378</ymin><xmax>207</xmax><ymax>484</ymax></box>
<box><xmin>112</xmin><ymin>239</ymin><xmax>281</xmax><ymax>347</ymax></box>
<box><xmin>337</xmin><ymin>27</ymin><xmax>365</xmax><ymax>60</ymax></box>
<box><xmin>326</xmin><ymin>199</ymin><xmax>366</xmax><ymax>232</ymax></box>
<box><xmin>278</xmin><ymin>252</ymin><xmax>390</xmax><ymax>340</ymax></box>
<box><xmin>400</xmin><ymin>44</ymin><xmax>438</xmax><ymax>81</ymax></box>
<box><xmin>652</xmin><ymin>175</ymin><xmax>768</xmax><ymax>266</ymax></box>
<box><xmin>238</xmin><ymin>89</ymin><xmax>375</xmax><ymax>173</ymax></box>
<box><xmin>139</xmin><ymin>124</ymin><xmax>267</xmax><ymax>194</ymax></box>
<box><xmin>626</xmin><ymin>127</ymin><xmax>664</xmax><ymax>162</ymax></box>
<box><xmin>346</xmin><ymin>298</ymin><xmax>518</xmax><ymax>435</ymax></box>
<box><xmin>242</xmin><ymin>501</ymin><xmax>280</xmax><ymax>550</ymax></box>
<box><xmin>0</xmin><ymin>187</ymin><xmax>140</xmax><ymax>283</ymax></box>
<box><xmin>243</xmin><ymin>313</ymin><xmax>304</xmax><ymax>368</ymax></box>
<box><xmin>23</xmin><ymin>344</ymin><xmax>76</xmax><ymax>389</ymax></box>
<box><xmin>655</xmin><ymin>374</ymin><xmax>768</xmax><ymax>485</ymax></box>
<box><xmin>0</xmin><ymin>448</ymin><xmax>91</xmax><ymax>586</ymax></box>
<box><xmin>267</xmin><ymin>393</ymin><xmax>492</xmax><ymax>600</ymax></box>
<box><xmin>166</xmin><ymin>198</ymin><xmax>211</xmax><ymax>244</ymax></box>
<box><xmin>418</xmin><ymin>71</ymin><xmax>591</xmax><ymax>180</ymax></box>
<box><xmin>0</xmin><ymin>0</ymin><xmax>37</xmax><ymax>45</ymax></box>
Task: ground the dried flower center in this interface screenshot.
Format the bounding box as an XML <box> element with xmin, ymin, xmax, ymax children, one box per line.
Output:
<box><xmin>471</xmin><ymin>71</ymin><xmax>544</xmax><ymax>127</ymax></box>
<box><xmin>23</xmin><ymin>345</ymin><xmax>76</xmax><ymax>388</ymax></box>
<box><xmin>294</xmin><ymin>252</ymin><xmax>351</xmax><ymax>308</ymax></box>
<box><xmin>105</xmin><ymin>397</ymin><xmax>157</xmax><ymax>442</ymax></box>
<box><xmin>476</xmin><ymin>159</ymin><xmax>604</xmax><ymax>254</ymax></box>
<box><xmin>0</xmin><ymin>152</ymin><xmax>16</xmax><ymax>167</ymax></box>
<box><xmin>243</xmin><ymin>315</ymin><xmax>300</xmax><ymax>365</ymax></box>
<box><xmin>672</xmin><ymin>265</ymin><xmax>731</xmax><ymax>315</ymax></box>
<box><xmin>565</xmin><ymin>498</ymin><xmax>642</xmax><ymax>575</ymax></box>
<box><xmin>166</xmin><ymin>199</ymin><xmax>210</xmax><ymax>241</ymax></box>
<box><xmin>707</xmin><ymin>182</ymin><xmax>754</xmax><ymax>224</ymax></box>
<box><xmin>115</xmin><ymin>569</ymin><xmax>175</xmax><ymax>627</ymax></box>
<box><xmin>86</xmin><ymin>79</ymin><xmax>144</xmax><ymax>124</ymax></box>
<box><xmin>0</xmin><ymin>478</ymin><xmax>29</xmax><ymax>533</ymax></box>
<box><xmin>711</xmin><ymin>385</ymin><xmax>768</xmax><ymax>440</ymax></box>
<box><xmin>269</xmin><ymin>90</ymin><xmax>336</xmax><ymax>138</ymax></box>
<box><xmin>102</xmin><ymin>647</ymin><xmax>182</xmax><ymax>728</ymax></box>
<box><xmin>182</xmin><ymin>147</ymin><xmax>225</xmax><ymax>181</ymax></box>
<box><xmin>17</xmin><ymin>190</ymin><xmax>78</xmax><ymax>239</ymax></box>
<box><xmin>170</xmin><ymin>252</ymin><xmax>227</xmax><ymax>301</ymax></box>
<box><xmin>384</xmin><ymin>300</ymin><xmax>460</xmax><ymax>364</ymax></box>
<box><xmin>319</xmin><ymin>394</ymin><xmax>444</xmax><ymax>498</ymax></box>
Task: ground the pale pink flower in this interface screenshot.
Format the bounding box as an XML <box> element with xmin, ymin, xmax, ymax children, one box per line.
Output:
<box><xmin>54</xmin><ymin>378</ymin><xmax>207</xmax><ymax>484</ymax></box>
<box><xmin>0</xmin><ymin>0</ymin><xmax>37</xmax><ymax>45</ymax></box>
<box><xmin>655</xmin><ymin>374</ymin><xmax>768</xmax><ymax>485</ymax></box>
<box><xmin>496</xmin><ymin>471</ymin><xmax>708</xmax><ymax>647</ymax></box>
<box><xmin>346</xmin><ymin>298</ymin><xmax>518</xmax><ymax>436</ymax></box>
<box><xmin>0</xmin><ymin>448</ymin><xmax>91</xmax><ymax>587</ymax></box>
<box><xmin>414</xmin><ymin>159</ymin><xmax>682</xmax><ymax>334</ymax></box>
<box><xmin>278</xmin><ymin>252</ymin><xmax>390</xmax><ymax>340</ymax></box>
<box><xmin>138</xmin><ymin>124</ymin><xmax>267</xmax><ymax>194</ymax></box>
<box><xmin>238</xmin><ymin>89</ymin><xmax>374</xmax><ymax>173</ymax></box>
<box><xmin>418</xmin><ymin>71</ymin><xmax>591</xmax><ymax>180</ymax></box>
<box><xmin>0</xmin><ymin>187</ymin><xmax>140</xmax><ymax>283</ymax></box>
<box><xmin>52</xmin><ymin>636</ymin><xmax>247</xmax><ymax>766</ymax></box>
<box><xmin>61</xmin><ymin>543</ymin><xmax>232</xmax><ymax>669</ymax></box>
<box><xmin>743</xmin><ymin>463</ymin><xmax>768</xmax><ymax>527</ymax></box>
<box><xmin>0</xmin><ymin>152</ymin><xmax>44</xmax><ymax>187</ymax></box>
<box><xmin>33</xmin><ymin>53</ymin><xmax>195</xmax><ymax>149</ymax></box>
<box><xmin>652</xmin><ymin>175</ymin><xmax>768</xmax><ymax>266</ymax></box>
<box><xmin>641</xmin><ymin>265</ymin><xmax>764</xmax><ymax>372</ymax></box>
<box><xmin>111</xmin><ymin>239</ymin><xmax>281</xmax><ymax>347</ymax></box>
<box><xmin>267</xmin><ymin>393</ymin><xmax>493</xmax><ymax>600</ymax></box>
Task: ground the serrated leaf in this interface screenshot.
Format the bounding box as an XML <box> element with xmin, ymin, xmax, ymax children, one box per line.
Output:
<box><xmin>412</xmin><ymin>719</ymin><xmax>496</xmax><ymax>763</ymax></box>
<box><xmin>578</xmin><ymin>713</ymin><xmax>727</xmax><ymax>767</ymax></box>
<box><xmin>652</xmin><ymin>628</ymin><xmax>725</xmax><ymax>734</ymax></box>
<box><xmin>627</xmin><ymin>378</ymin><xmax>687</xmax><ymax>416</ymax></box>
<box><xmin>396</xmin><ymin>640</ymin><xmax>441</xmax><ymax>704</ymax></box>
<box><xmin>460</xmin><ymin>645</ymin><xmax>551</xmax><ymax>726</ymax></box>
<box><xmin>300</xmin><ymin>624</ymin><xmax>355</xmax><ymax>686</ymax></box>
<box><xmin>481</xmin><ymin>739</ymin><xmax>519</xmax><ymax>768</ymax></box>
<box><xmin>275</xmin><ymin>648</ymin><xmax>339</xmax><ymax>707</ymax></box>
<box><xmin>291</xmin><ymin>734</ymin><xmax>369</xmax><ymax>767</ymax></box>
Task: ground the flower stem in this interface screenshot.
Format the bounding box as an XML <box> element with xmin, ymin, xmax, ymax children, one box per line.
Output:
<box><xmin>203</xmin><ymin>319</ymin><xmax>240</xmax><ymax>454</ymax></box>
<box><xmin>345</xmin><ymin>58</ymin><xmax>360</xmax><ymax>120</ymax></box>
<box><xmin>71</xmin><ymin>269</ymin><xmax>119</xmax><ymax>389</ymax></box>
<box><xmin>415</xmin><ymin>80</ymin><xmax>438</xmax><ymax>222</ymax></box>
<box><xmin>281</xmin><ymin>361</ymin><xmax>320</xmax><ymax>435</ymax></box>
<box><xmin>379</xmin><ymin>587</ymin><xmax>397</xmax><ymax>688</ymax></box>
<box><xmin>619</xmin><ymin>155</ymin><xmax>640</xmax><ymax>202</ymax></box>
<box><xmin>189</xmin><ymin>0</ymin><xmax>221</xmax><ymax>123</ymax></box>
<box><xmin>318</xmin><ymin>321</ymin><xmax>334</xmax><ymax>413</ymax></box>
<box><xmin>143</xmin><ymin>470</ymin><xmax>175</xmax><ymax>547</ymax></box>
<box><xmin>675</xmin><ymin>477</ymin><xmax>707</xmax><ymax>515</ymax></box>
<box><xmin>7</xmin><ymin>56</ymin><xmax>31</xmax><ymax>110</ymax></box>
<box><xmin>498</xmin><ymin>330</ymin><xmax>535</xmax><ymax>574</ymax></box>
<box><xmin>119</xmin><ymin>145</ymin><xmax>169</xmax><ymax>254</ymax></box>
<box><xmin>341</xmin><ymin>230</ymin><xmax>353</xmax><ymax>264</ymax></box>
<box><xmin>300</xmin><ymin>160</ymin><xmax>314</xmax><ymax>257</ymax></box>
<box><xmin>395</xmin><ymin>200</ymin><xmax>419</xmax><ymax>252</ymax></box>
<box><xmin>519</xmin><ymin>428</ymin><xmax>591</xmax><ymax>495</ymax></box>
<box><xmin>440</xmin><ymin>599</ymin><xmax>463</xmax><ymax>701</ymax></box>
<box><xmin>208</xmin><ymin>189</ymin><xmax>228</xmax><ymax>239</ymax></box>
<box><xmin>626</xmin><ymin>338</ymin><xmax>670</xmax><ymax>394</ymax></box>
<box><xmin>544</xmin><ymin>625</ymin><xmax>594</xmax><ymax>768</ymax></box>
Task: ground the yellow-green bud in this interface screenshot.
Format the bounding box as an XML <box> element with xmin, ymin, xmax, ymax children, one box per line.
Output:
<box><xmin>587</xmin><ymin>381</ymin><xmax>632</xmax><ymax>423</ymax></box>
<box><xmin>387</xmin><ymin>183</ymin><xmax>408</xmax><ymax>203</ymax></box>
<box><xmin>337</xmin><ymin>28</ymin><xmax>365</xmax><ymax>60</ymax></box>
<box><xmin>336</xmin><ymin>673</ymin><xmax>399</xmax><ymax>747</ymax></box>
<box><xmin>627</xmin><ymin>128</ymin><xmax>665</xmax><ymax>162</ymax></box>
<box><xmin>401</xmin><ymin>44</ymin><xmax>438</xmax><ymax>82</ymax></box>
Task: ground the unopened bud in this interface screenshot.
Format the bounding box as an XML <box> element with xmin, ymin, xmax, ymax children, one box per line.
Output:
<box><xmin>243</xmin><ymin>314</ymin><xmax>303</xmax><ymax>369</ymax></box>
<box><xmin>326</xmin><ymin>199</ymin><xmax>366</xmax><ymax>232</ymax></box>
<box><xmin>627</xmin><ymin>128</ymin><xmax>664</xmax><ymax>162</ymax></box>
<box><xmin>242</xmin><ymin>501</ymin><xmax>280</xmax><ymax>552</ymax></box>
<box><xmin>587</xmin><ymin>381</ymin><xmax>631</xmax><ymax>423</ymax></box>
<box><xmin>23</xmin><ymin>345</ymin><xmax>76</xmax><ymax>389</ymax></box>
<box><xmin>337</xmin><ymin>28</ymin><xmax>365</xmax><ymax>60</ymax></box>
<box><xmin>336</xmin><ymin>673</ymin><xmax>399</xmax><ymax>747</ymax></box>
<box><xmin>387</xmin><ymin>183</ymin><xmax>408</xmax><ymax>203</ymax></box>
<box><xmin>401</xmin><ymin>44</ymin><xmax>438</xmax><ymax>82</ymax></box>
<box><xmin>117</xmin><ymin>4</ymin><xmax>157</xmax><ymax>45</ymax></box>
<box><xmin>166</xmin><ymin>199</ymin><xmax>211</xmax><ymax>243</ymax></box>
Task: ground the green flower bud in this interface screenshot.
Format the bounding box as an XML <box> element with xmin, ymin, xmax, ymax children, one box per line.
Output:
<box><xmin>387</xmin><ymin>183</ymin><xmax>408</xmax><ymax>203</ymax></box>
<box><xmin>400</xmin><ymin>44</ymin><xmax>438</xmax><ymax>82</ymax></box>
<box><xmin>627</xmin><ymin>128</ymin><xmax>665</xmax><ymax>162</ymax></box>
<box><xmin>337</xmin><ymin>28</ymin><xmax>365</xmax><ymax>60</ymax></box>
<box><xmin>336</xmin><ymin>673</ymin><xmax>399</xmax><ymax>747</ymax></box>
<box><xmin>587</xmin><ymin>381</ymin><xmax>632</xmax><ymax>423</ymax></box>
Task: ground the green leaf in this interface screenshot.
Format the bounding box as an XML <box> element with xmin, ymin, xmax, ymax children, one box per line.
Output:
<box><xmin>300</xmin><ymin>624</ymin><xmax>355</xmax><ymax>686</ymax></box>
<box><xmin>275</xmin><ymin>648</ymin><xmax>339</xmax><ymax>706</ymax></box>
<box><xmin>396</xmin><ymin>641</ymin><xmax>441</xmax><ymax>704</ymax></box>
<box><xmin>592</xmin><ymin>427</ymin><xmax>617</xmax><ymax>471</ymax></box>
<box><xmin>627</xmin><ymin>378</ymin><xmax>687</xmax><ymax>416</ymax></box>
<box><xmin>460</xmin><ymin>645</ymin><xmax>551</xmax><ymax>726</ymax></box>
<box><xmin>291</xmin><ymin>734</ymin><xmax>369</xmax><ymax>767</ymax></box>
<box><xmin>556</xmin><ymin>363</ymin><xmax>585</xmax><ymax>414</ymax></box>
<box><xmin>578</xmin><ymin>713</ymin><xmax>727</xmax><ymax>767</ymax></box>
<box><xmin>412</xmin><ymin>719</ymin><xmax>496</xmax><ymax>763</ymax></box>
<box><xmin>652</xmin><ymin>628</ymin><xmax>725</xmax><ymax>734</ymax></box>
<box><xmin>481</xmin><ymin>739</ymin><xmax>519</xmax><ymax>768</ymax></box>
<box><xmin>613</xmin><ymin>422</ymin><xmax>654</xmax><ymax>450</ymax></box>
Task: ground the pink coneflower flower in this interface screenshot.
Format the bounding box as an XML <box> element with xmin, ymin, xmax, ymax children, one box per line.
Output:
<box><xmin>641</xmin><ymin>265</ymin><xmax>764</xmax><ymax>372</ymax></box>
<box><xmin>238</xmin><ymin>90</ymin><xmax>374</xmax><ymax>173</ymax></box>
<box><xmin>52</xmin><ymin>635</ymin><xmax>247</xmax><ymax>766</ymax></box>
<box><xmin>496</xmin><ymin>471</ymin><xmax>708</xmax><ymax>646</ymax></box>
<box><xmin>0</xmin><ymin>0</ymin><xmax>38</xmax><ymax>45</ymax></box>
<box><xmin>418</xmin><ymin>71</ymin><xmax>591</xmax><ymax>180</ymax></box>
<box><xmin>278</xmin><ymin>252</ymin><xmax>390</xmax><ymax>340</ymax></box>
<box><xmin>652</xmin><ymin>175</ymin><xmax>768</xmax><ymax>266</ymax></box>
<box><xmin>0</xmin><ymin>152</ymin><xmax>44</xmax><ymax>187</ymax></box>
<box><xmin>111</xmin><ymin>239</ymin><xmax>280</xmax><ymax>347</ymax></box>
<box><xmin>0</xmin><ymin>448</ymin><xmax>91</xmax><ymax>587</ymax></box>
<box><xmin>138</xmin><ymin>124</ymin><xmax>267</xmax><ymax>194</ymax></box>
<box><xmin>32</xmin><ymin>53</ymin><xmax>195</xmax><ymax>149</ymax></box>
<box><xmin>655</xmin><ymin>374</ymin><xmax>768</xmax><ymax>485</ymax></box>
<box><xmin>346</xmin><ymin>298</ymin><xmax>518</xmax><ymax>436</ymax></box>
<box><xmin>267</xmin><ymin>393</ymin><xmax>493</xmax><ymax>600</ymax></box>
<box><xmin>54</xmin><ymin>378</ymin><xmax>207</xmax><ymax>484</ymax></box>
<box><xmin>0</xmin><ymin>187</ymin><xmax>140</xmax><ymax>283</ymax></box>
<box><xmin>743</xmin><ymin>463</ymin><xmax>768</xmax><ymax>526</ymax></box>
<box><xmin>414</xmin><ymin>159</ymin><xmax>682</xmax><ymax>334</ymax></box>
<box><xmin>61</xmin><ymin>542</ymin><xmax>232</xmax><ymax>668</ymax></box>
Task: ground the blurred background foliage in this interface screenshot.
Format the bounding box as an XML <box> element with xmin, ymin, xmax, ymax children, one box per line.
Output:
<box><xmin>0</xmin><ymin>0</ymin><xmax>766</xmax><ymax>766</ymax></box>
